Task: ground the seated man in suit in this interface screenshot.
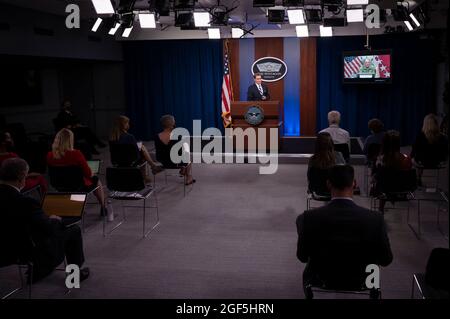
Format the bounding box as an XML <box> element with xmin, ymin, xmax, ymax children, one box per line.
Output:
<box><xmin>296</xmin><ymin>165</ymin><xmax>393</xmax><ymax>294</ymax></box>
<box><xmin>247</xmin><ymin>73</ymin><xmax>270</xmax><ymax>101</ymax></box>
<box><xmin>0</xmin><ymin>158</ymin><xmax>90</xmax><ymax>283</ymax></box>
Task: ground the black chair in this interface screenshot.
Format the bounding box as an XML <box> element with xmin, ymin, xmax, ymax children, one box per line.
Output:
<box><xmin>21</xmin><ymin>185</ymin><xmax>42</xmax><ymax>205</ymax></box>
<box><xmin>109</xmin><ymin>142</ymin><xmax>143</xmax><ymax>167</ymax></box>
<box><xmin>47</xmin><ymin>165</ymin><xmax>99</xmax><ymax>231</ymax></box>
<box><xmin>363</xmin><ymin>143</ymin><xmax>382</xmax><ymax>196</ymax></box>
<box><xmin>333</xmin><ymin>143</ymin><xmax>350</xmax><ymax>163</ymax></box>
<box><xmin>303</xmin><ymin>261</ymin><xmax>381</xmax><ymax>299</ymax></box>
<box><xmin>105</xmin><ymin>167</ymin><xmax>159</xmax><ymax>238</ymax></box>
<box><xmin>371</xmin><ymin>167</ymin><xmax>419</xmax><ymax>235</ymax></box>
<box><xmin>411</xmin><ymin>248</ymin><xmax>450</xmax><ymax>299</ymax></box>
<box><xmin>306</xmin><ymin>167</ymin><xmax>331</xmax><ymax>210</ymax></box>
<box><xmin>48</xmin><ymin>166</ymin><xmax>87</xmax><ymax>192</ymax></box>
<box><xmin>413</xmin><ymin>161</ymin><xmax>447</xmax><ymax>190</ymax></box>
<box><xmin>0</xmin><ymin>235</ymin><xmax>34</xmax><ymax>299</ymax></box>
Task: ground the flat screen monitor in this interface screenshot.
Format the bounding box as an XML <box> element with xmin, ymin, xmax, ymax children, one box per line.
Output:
<box><xmin>343</xmin><ymin>50</ymin><xmax>392</xmax><ymax>84</ymax></box>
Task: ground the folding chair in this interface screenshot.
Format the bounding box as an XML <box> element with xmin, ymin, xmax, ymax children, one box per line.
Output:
<box><xmin>303</xmin><ymin>264</ymin><xmax>381</xmax><ymax>299</ymax></box>
<box><xmin>363</xmin><ymin>143</ymin><xmax>381</xmax><ymax>196</ymax></box>
<box><xmin>0</xmin><ymin>236</ymin><xmax>34</xmax><ymax>299</ymax></box>
<box><xmin>109</xmin><ymin>142</ymin><xmax>143</xmax><ymax>167</ymax></box>
<box><xmin>414</xmin><ymin>161</ymin><xmax>447</xmax><ymax>191</ymax></box>
<box><xmin>306</xmin><ymin>167</ymin><xmax>331</xmax><ymax>210</ymax></box>
<box><xmin>411</xmin><ymin>248</ymin><xmax>450</xmax><ymax>299</ymax></box>
<box><xmin>334</xmin><ymin>143</ymin><xmax>350</xmax><ymax>163</ymax></box>
<box><xmin>371</xmin><ymin>168</ymin><xmax>418</xmax><ymax>237</ymax></box>
<box><xmin>105</xmin><ymin>167</ymin><xmax>159</xmax><ymax>238</ymax></box>
<box><xmin>47</xmin><ymin>165</ymin><xmax>99</xmax><ymax>232</ymax></box>
<box><xmin>21</xmin><ymin>185</ymin><xmax>42</xmax><ymax>204</ymax></box>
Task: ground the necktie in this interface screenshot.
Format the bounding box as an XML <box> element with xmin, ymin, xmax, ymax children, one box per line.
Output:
<box><xmin>257</xmin><ymin>84</ymin><xmax>263</xmax><ymax>95</ymax></box>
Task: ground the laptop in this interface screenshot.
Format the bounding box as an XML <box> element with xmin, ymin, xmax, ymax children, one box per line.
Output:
<box><xmin>42</xmin><ymin>193</ymin><xmax>87</xmax><ymax>227</ymax></box>
<box><xmin>87</xmin><ymin>160</ymin><xmax>101</xmax><ymax>175</ymax></box>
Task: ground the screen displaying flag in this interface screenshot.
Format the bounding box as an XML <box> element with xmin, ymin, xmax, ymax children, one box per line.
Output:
<box><xmin>221</xmin><ymin>44</ymin><xmax>233</xmax><ymax>128</ymax></box>
<box><xmin>343</xmin><ymin>54</ymin><xmax>391</xmax><ymax>79</ymax></box>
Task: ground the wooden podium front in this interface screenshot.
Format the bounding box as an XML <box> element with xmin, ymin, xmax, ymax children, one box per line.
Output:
<box><xmin>229</xmin><ymin>101</ymin><xmax>282</xmax><ymax>151</ymax></box>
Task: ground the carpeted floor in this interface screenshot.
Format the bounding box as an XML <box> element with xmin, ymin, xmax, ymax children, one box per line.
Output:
<box><xmin>1</xmin><ymin>144</ymin><xmax>448</xmax><ymax>299</ymax></box>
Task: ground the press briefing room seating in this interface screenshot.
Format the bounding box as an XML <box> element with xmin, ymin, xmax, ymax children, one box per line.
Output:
<box><xmin>105</xmin><ymin>167</ymin><xmax>159</xmax><ymax>238</ymax></box>
<box><xmin>0</xmin><ymin>233</ymin><xmax>34</xmax><ymax>299</ymax></box>
<box><xmin>109</xmin><ymin>142</ymin><xmax>143</xmax><ymax>168</ymax></box>
<box><xmin>333</xmin><ymin>143</ymin><xmax>350</xmax><ymax>163</ymax></box>
<box><xmin>306</xmin><ymin>167</ymin><xmax>332</xmax><ymax>210</ymax></box>
<box><xmin>47</xmin><ymin>165</ymin><xmax>99</xmax><ymax>231</ymax></box>
<box><xmin>411</xmin><ymin>248</ymin><xmax>450</xmax><ymax>299</ymax></box>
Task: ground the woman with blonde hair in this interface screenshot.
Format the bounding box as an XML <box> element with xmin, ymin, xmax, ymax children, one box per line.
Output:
<box><xmin>109</xmin><ymin>115</ymin><xmax>163</xmax><ymax>177</ymax></box>
<box><xmin>47</xmin><ymin>128</ymin><xmax>107</xmax><ymax>215</ymax></box>
<box><xmin>411</xmin><ymin>113</ymin><xmax>448</xmax><ymax>185</ymax></box>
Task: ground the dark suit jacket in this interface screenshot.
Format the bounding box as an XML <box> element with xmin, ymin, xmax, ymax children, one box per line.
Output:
<box><xmin>0</xmin><ymin>184</ymin><xmax>64</xmax><ymax>278</ymax></box>
<box><xmin>296</xmin><ymin>199</ymin><xmax>393</xmax><ymax>289</ymax></box>
<box><xmin>247</xmin><ymin>83</ymin><xmax>270</xmax><ymax>101</ymax></box>
<box><xmin>55</xmin><ymin>110</ymin><xmax>79</xmax><ymax>129</ymax></box>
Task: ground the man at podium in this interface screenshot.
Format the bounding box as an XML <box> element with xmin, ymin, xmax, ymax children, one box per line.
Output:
<box><xmin>247</xmin><ymin>73</ymin><xmax>270</xmax><ymax>101</ymax></box>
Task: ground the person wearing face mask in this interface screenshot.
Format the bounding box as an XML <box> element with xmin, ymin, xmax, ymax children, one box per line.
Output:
<box><xmin>247</xmin><ymin>73</ymin><xmax>270</xmax><ymax>101</ymax></box>
<box><xmin>0</xmin><ymin>158</ymin><xmax>89</xmax><ymax>283</ymax></box>
<box><xmin>0</xmin><ymin>131</ymin><xmax>48</xmax><ymax>194</ymax></box>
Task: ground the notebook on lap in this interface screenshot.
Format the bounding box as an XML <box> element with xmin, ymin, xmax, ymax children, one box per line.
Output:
<box><xmin>42</xmin><ymin>193</ymin><xmax>87</xmax><ymax>227</ymax></box>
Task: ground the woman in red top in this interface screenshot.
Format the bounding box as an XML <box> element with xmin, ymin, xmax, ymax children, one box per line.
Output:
<box><xmin>47</xmin><ymin>128</ymin><xmax>106</xmax><ymax>215</ymax></box>
<box><xmin>0</xmin><ymin>131</ymin><xmax>48</xmax><ymax>193</ymax></box>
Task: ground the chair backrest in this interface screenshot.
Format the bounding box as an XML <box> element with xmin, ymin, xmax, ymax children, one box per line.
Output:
<box><xmin>0</xmin><ymin>210</ymin><xmax>34</xmax><ymax>267</ymax></box>
<box><xmin>366</xmin><ymin>143</ymin><xmax>381</xmax><ymax>165</ymax></box>
<box><xmin>109</xmin><ymin>142</ymin><xmax>140</xmax><ymax>167</ymax></box>
<box><xmin>334</xmin><ymin>143</ymin><xmax>350</xmax><ymax>163</ymax></box>
<box><xmin>106</xmin><ymin>167</ymin><xmax>145</xmax><ymax>192</ymax></box>
<box><xmin>375</xmin><ymin>167</ymin><xmax>417</xmax><ymax>194</ymax></box>
<box><xmin>307</xmin><ymin>167</ymin><xmax>331</xmax><ymax>196</ymax></box>
<box><xmin>48</xmin><ymin>165</ymin><xmax>85</xmax><ymax>192</ymax></box>
<box><xmin>425</xmin><ymin>248</ymin><xmax>450</xmax><ymax>292</ymax></box>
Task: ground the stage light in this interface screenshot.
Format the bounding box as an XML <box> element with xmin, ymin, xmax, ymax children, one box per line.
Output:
<box><xmin>404</xmin><ymin>20</ymin><xmax>413</xmax><ymax>31</ymax></box>
<box><xmin>253</xmin><ymin>0</ymin><xmax>276</xmax><ymax>7</ymax></box>
<box><xmin>287</xmin><ymin>9</ymin><xmax>305</xmax><ymax>24</ymax></box>
<box><xmin>231</xmin><ymin>28</ymin><xmax>244</xmax><ymax>38</ymax></box>
<box><xmin>305</xmin><ymin>9</ymin><xmax>322</xmax><ymax>24</ymax></box>
<box><xmin>295</xmin><ymin>25</ymin><xmax>309</xmax><ymax>37</ymax></box>
<box><xmin>283</xmin><ymin>0</ymin><xmax>304</xmax><ymax>7</ymax></box>
<box><xmin>346</xmin><ymin>0</ymin><xmax>368</xmax><ymax>5</ymax></box>
<box><xmin>139</xmin><ymin>13</ymin><xmax>156</xmax><ymax>28</ymax></box>
<box><xmin>91</xmin><ymin>0</ymin><xmax>115</xmax><ymax>14</ymax></box>
<box><xmin>173</xmin><ymin>0</ymin><xmax>195</xmax><ymax>10</ymax></box>
<box><xmin>268</xmin><ymin>9</ymin><xmax>285</xmax><ymax>24</ymax></box>
<box><xmin>319</xmin><ymin>25</ymin><xmax>332</xmax><ymax>37</ymax></box>
<box><xmin>208</xmin><ymin>28</ymin><xmax>221</xmax><ymax>39</ymax></box>
<box><xmin>409</xmin><ymin>13</ymin><xmax>420</xmax><ymax>27</ymax></box>
<box><xmin>122</xmin><ymin>26</ymin><xmax>133</xmax><ymax>37</ymax></box>
<box><xmin>194</xmin><ymin>12</ymin><xmax>211</xmax><ymax>27</ymax></box>
<box><xmin>108</xmin><ymin>22</ymin><xmax>120</xmax><ymax>35</ymax></box>
<box><xmin>346</xmin><ymin>8</ymin><xmax>364</xmax><ymax>23</ymax></box>
<box><xmin>91</xmin><ymin>18</ymin><xmax>102</xmax><ymax>32</ymax></box>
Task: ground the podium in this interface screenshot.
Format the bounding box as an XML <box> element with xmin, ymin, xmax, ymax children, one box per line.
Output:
<box><xmin>229</xmin><ymin>101</ymin><xmax>282</xmax><ymax>151</ymax></box>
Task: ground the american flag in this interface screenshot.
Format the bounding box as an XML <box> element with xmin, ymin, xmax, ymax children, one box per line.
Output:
<box><xmin>221</xmin><ymin>42</ymin><xmax>233</xmax><ymax>127</ymax></box>
<box><xmin>344</xmin><ymin>55</ymin><xmax>391</xmax><ymax>79</ymax></box>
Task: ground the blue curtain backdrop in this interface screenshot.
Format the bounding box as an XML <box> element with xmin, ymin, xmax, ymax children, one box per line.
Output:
<box><xmin>317</xmin><ymin>33</ymin><xmax>438</xmax><ymax>145</ymax></box>
<box><xmin>123</xmin><ymin>40</ymin><xmax>223</xmax><ymax>140</ymax></box>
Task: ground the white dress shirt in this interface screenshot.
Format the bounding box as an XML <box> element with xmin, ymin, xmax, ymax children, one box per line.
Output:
<box><xmin>319</xmin><ymin>124</ymin><xmax>351</xmax><ymax>150</ymax></box>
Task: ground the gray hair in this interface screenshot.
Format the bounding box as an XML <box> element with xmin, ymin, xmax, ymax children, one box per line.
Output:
<box><xmin>0</xmin><ymin>158</ymin><xmax>29</xmax><ymax>182</ymax></box>
<box><xmin>328</xmin><ymin>110</ymin><xmax>341</xmax><ymax>125</ymax></box>
<box><xmin>160</xmin><ymin>114</ymin><xmax>175</xmax><ymax>129</ymax></box>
